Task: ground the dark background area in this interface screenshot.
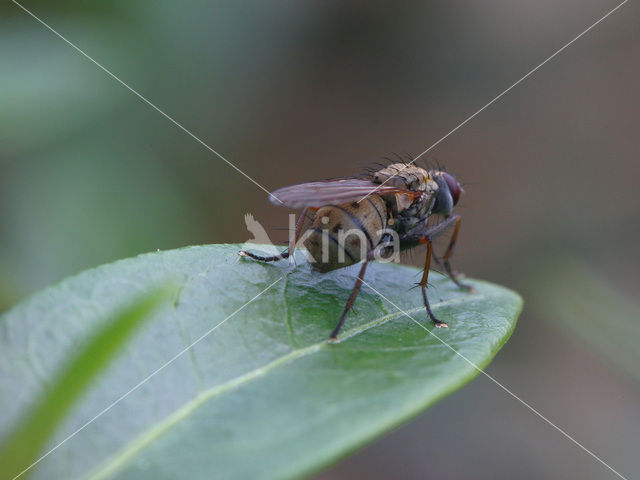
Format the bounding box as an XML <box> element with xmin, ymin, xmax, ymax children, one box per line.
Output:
<box><xmin>1</xmin><ymin>1</ymin><xmax>638</xmax><ymax>478</ymax></box>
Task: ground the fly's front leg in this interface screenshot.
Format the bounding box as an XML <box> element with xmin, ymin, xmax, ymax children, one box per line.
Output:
<box><xmin>442</xmin><ymin>215</ymin><xmax>475</xmax><ymax>292</ymax></box>
<box><xmin>418</xmin><ymin>236</ymin><xmax>448</xmax><ymax>328</ymax></box>
<box><xmin>400</xmin><ymin>216</ymin><xmax>474</xmax><ymax>328</ymax></box>
<box><xmin>329</xmin><ymin>250</ymin><xmax>375</xmax><ymax>343</ymax></box>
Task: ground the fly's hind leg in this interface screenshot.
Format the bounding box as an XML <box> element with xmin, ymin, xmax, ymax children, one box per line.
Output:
<box><xmin>329</xmin><ymin>250</ymin><xmax>375</xmax><ymax>343</ymax></box>
<box><xmin>287</xmin><ymin>206</ymin><xmax>318</xmax><ymax>261</ymax></box>
<box><xmin>441</xmin><ymin>215</ymin><xmax>476</xmax><ymax>292</ymax></box>
<box><xmin>239</xmin><ymin>207</ymin><xmax>317</xmax><ymax>263</ymax></box>
<box><xmin>239</xmin><ymin>249</ymin><xmax>290</xmax><ymax>262</ymax></box>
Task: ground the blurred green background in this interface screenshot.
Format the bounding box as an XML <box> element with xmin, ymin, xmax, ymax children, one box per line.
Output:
<box><xmin>1</xmin><ymin>1</ymin><xmax>638</xmax><ymax>478</ymax></box>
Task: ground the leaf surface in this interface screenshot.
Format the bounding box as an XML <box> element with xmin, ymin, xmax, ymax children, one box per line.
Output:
<box><xmin>0</xmin><ymin>244</ymin><xmax>522</xmax><ymax>480</ymax></box>
<box><xmin>0</xmin><ymin>286</ymin><xmax>172</xmax><ymax>480</ymax></box>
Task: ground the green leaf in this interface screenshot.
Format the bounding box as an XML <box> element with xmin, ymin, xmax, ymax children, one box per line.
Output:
<box><xmin>0</xmin><ymin>285</ymin><xmax>173</xmax><ymax>480</ymax></box>
<box><xmin>0</xmin><ymin>244</ymin><xmax>521</xmax><ymax>480</ymax></box>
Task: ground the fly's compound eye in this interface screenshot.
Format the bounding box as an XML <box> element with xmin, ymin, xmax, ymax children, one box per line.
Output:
<box><xmin>442</xmin><ymin>172</ymin><xmax>462</xmax><ymax>205</ymax></box>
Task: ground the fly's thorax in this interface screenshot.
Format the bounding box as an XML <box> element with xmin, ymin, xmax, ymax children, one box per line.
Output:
<box><xmin>372</xmin><ymin>163</ymin><xmax>438</xmax><ymax>216</ymax></box>
<box><xmin>387</xmin><ymin>177</ymin><xmax>439</xmax><ymax>235</ymax></box>
<box><xmin>373</xmin><ymin>163</ymin><xmax>429</xmax><ymax>190</ymax></box>
<box><xmin>302</xmin><ymin>196</ymin><xmax>387</xmax><ymax>272</ymax></box>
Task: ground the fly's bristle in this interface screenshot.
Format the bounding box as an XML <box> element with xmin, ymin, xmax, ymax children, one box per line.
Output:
<box><xmin>402</xmin><ymin>151</ymin><xmax>416</xmax><ymax>164</ymax></box>
<box><xmin>360</xmin><ymin>160</ymin><xmax>389</xmax><ymax>178</ymax></box>
<box><xmin>391</xmin><ymin>152</ymin><xmax>406</xmax><ymax>164</ymax></box>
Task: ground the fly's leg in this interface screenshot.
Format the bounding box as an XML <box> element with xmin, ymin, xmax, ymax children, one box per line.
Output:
<box><xmin>239</xmin><ymin>207</ymin><xmax>317</xmax><ymax>263</ymax></box>
<box><xmin>329</xmin><ymin>250</ymin><xmax>375</xmax><ymax>343</ymax></box>
<box><xmin>430</xmin><ymin>251</ymin><xmax>443</xmax><ymax>270</ymax></box>
<box><xmin>441</xmin><ymin>215</ymin><xmax>475</xmax><ymax>292</ymax></box>
<box><xmin>287</xmin><ymin>206</ymin><xmax>318</xmax><ymax>259</ymax></box>
<box><xmin>402</xmin><ymin>215</ymin><xmax>475</xmax><ymax>293</ymax></box>
<box><xmin>399</xmin><ymin>216</ymin><xmax>475</xmax><ymax>328</ymax></box>
<box><xmin>418</xmin><ymin>236</ymin><xmax>448</xmax><ymax>328</ymax></box>
<box><xmin>239</xmin><ymin>249</ymin><xmax>290</xmax><ymax>262</ymax></box>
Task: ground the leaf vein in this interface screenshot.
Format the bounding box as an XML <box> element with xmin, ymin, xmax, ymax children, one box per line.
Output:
<box><xmin>86</xmin><ymin>293</ymin><xmax>484</xmax><ymax>480</ymax></box>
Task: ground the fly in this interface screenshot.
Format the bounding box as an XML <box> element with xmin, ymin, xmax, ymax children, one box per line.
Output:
<box><xmin>240</xmin><ymin>162</ymin><xmax>474</xmax><ymax>342</ymax></box>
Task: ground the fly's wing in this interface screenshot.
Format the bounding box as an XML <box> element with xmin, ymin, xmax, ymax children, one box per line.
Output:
<box><xmin>269</xmin><ymin>178</ymin><xmax>419</xmax><ymax>209</ymax></box>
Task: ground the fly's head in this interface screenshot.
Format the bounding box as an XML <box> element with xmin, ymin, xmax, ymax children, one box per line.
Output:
<box><xmin>431</xmin><ymin>171</ymin><xmax>463</xmax><ymax>217</ymax></box>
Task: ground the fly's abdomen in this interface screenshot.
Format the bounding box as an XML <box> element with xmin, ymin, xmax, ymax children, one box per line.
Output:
<box><xmin>303</xmin><ymin>196</ymin><xmax>387</xmax><ymax>272</ymax></box>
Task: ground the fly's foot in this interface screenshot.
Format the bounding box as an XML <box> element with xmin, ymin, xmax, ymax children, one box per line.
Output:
<box><xmin>238</xmin><ymin>249</ymin><xmax>289</xmax><ymax>263</ymax></box>
<box><xmin>239</xmin><ymin>249</ymin><xmax>261</xmax><ymax>260</ymax></box>
<box><xmin>447</xmin><ymin>268</ymin><xmax>478</xmax><ymax>293</ymax></box>
<box><xmin>453</xmin><ymin>275</ymin><xmax>477</xmax><ymax>293</ymax></box>
<box><xmin>445</xmin><ymin>264</ymin><xmax>476</xmax><ymax>293</ymax></box>
<box><xmin>455</xmin><ymin>279</ymin><xmax>476</xmax><ymax>293</ymax></box>
<box><xmin>327</xmin><ymin>336</ymin><xmax>341</xmax><ymax>344</ymax></box>
<box><xmin>433</xmin><ymin>319</ymin><xmax>449</xmax><ymax>328</ymax></box>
